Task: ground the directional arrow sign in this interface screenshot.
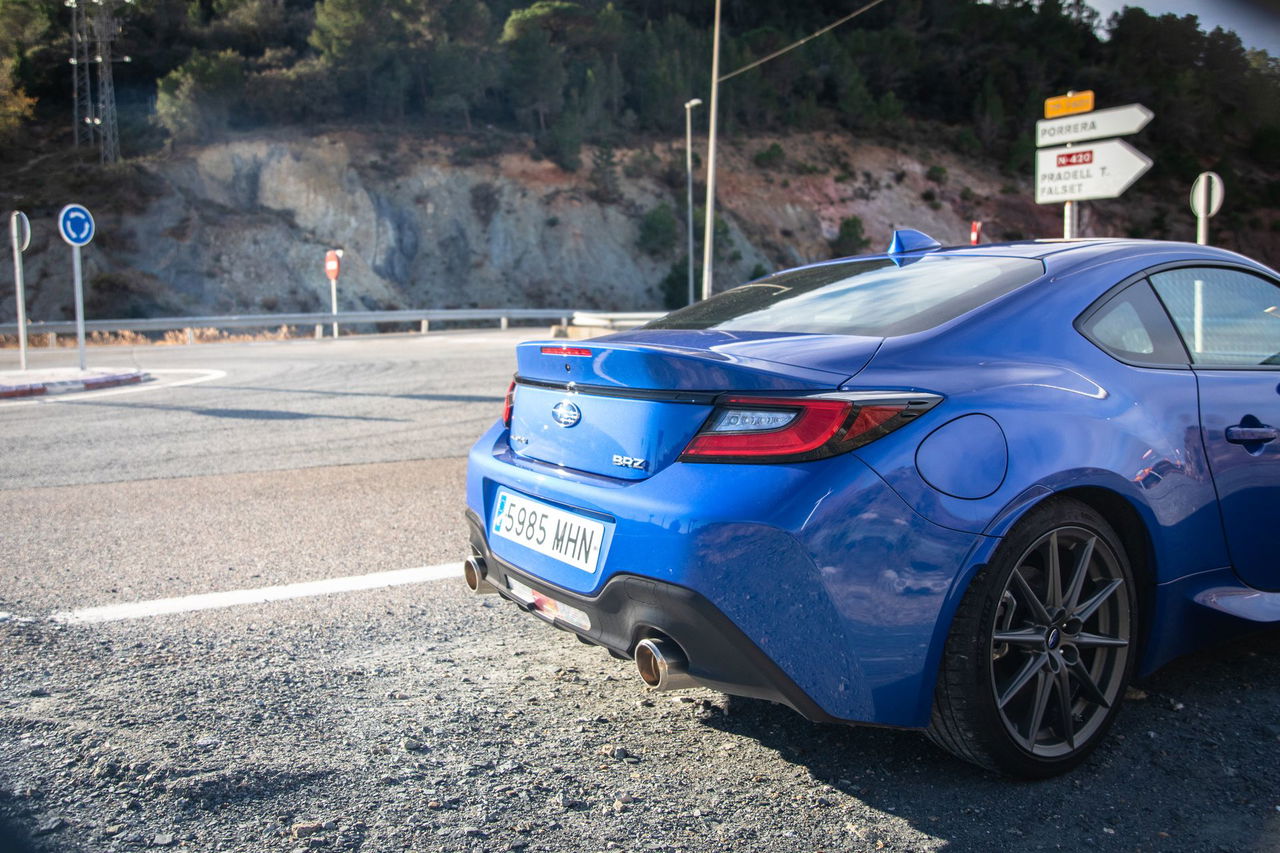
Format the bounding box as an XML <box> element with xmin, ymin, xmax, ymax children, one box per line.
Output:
<box><xmin>1035</xmin><ymin>139</ymin><xmax>1153</xmax><ymax>204</ymax></box>
<box><xmin>1036</xmin><ymin>103</ymin><xmax>1153</xmax><ymax>147</ymax></box>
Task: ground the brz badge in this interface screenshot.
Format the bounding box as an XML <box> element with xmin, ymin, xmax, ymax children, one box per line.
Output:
<box><xmin>612</xmin><ymin>454</ymin><xmax>647</xmax><ymax>470</ymax></box>
<box><xmin>551</xmin><ymin>400</ymin><xmax>581</xmax><ymax>428</ymax></box>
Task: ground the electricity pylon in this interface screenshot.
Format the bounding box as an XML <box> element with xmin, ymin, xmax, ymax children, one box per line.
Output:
<box><xmin>68</xmin><ymin>0</ymin><xmax>133</xmax><ymax>164</ymax></box>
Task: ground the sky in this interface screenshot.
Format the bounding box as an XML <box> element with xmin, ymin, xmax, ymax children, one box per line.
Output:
<box><xmin>1087</xmin><ymin>0</ymin><xmax>1280</xmax><ymax>56</ymax></box>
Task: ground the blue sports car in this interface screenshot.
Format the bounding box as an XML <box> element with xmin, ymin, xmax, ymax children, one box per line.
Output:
<box><xmin>464</xmin><ymin>231</ymin><xmax>1280</xmax><ymax>777</ymax></box>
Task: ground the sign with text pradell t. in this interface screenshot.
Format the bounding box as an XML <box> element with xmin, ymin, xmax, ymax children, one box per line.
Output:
<box><xmin>1035</xmin><ymin>139</ymin><xmax>1153</xmax><ymax>204</ymax></box>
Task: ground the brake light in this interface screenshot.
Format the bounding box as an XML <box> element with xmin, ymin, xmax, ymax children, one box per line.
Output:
<box><xmin>502</xmin><ymin>380</ymin><xmax>516</xmax><ymax>427</ymax></box>
<box><xmin>541</xmin><ymin>346</ymin><xmax>592</xmax><ymax>357</ymax></box>
<box><xmin>680</xmin><ymin>393</ymin><xmax>939</xmax><ymax>463</ymax></box>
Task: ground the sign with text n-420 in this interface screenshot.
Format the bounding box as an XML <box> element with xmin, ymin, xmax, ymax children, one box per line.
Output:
<box><xmin>58</xmin><ymin>204</ymin><xmax>95</xmax><ymax>247</ymax></box>
<box><xmin>1035</xmin><ymin>139</ymin><xmax>1153</xmax><ymax>204</ymax></box>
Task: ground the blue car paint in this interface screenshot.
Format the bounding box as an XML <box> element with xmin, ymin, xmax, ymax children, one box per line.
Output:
<box><xmin>465</xmin><ymin>238</ymin><xmax>1280</xmax><ymax>729</ymax></box>
<box><xmin>470</xmin><ymin>422</ymin><xmax>984</xmax><ymax>725</ymax></box>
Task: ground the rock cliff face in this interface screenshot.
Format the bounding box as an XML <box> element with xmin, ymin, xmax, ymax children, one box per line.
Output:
<box><xmin>10</xmin><ymin>129</ymin><xmax>1259</xmax><ymax>325</ymax></box>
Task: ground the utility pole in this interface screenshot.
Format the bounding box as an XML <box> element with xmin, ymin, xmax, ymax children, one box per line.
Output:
<box><xmin>698</xmin><ymin>0</ymin><xmax>722</xmax><ymax>302</ymax></box>
<box><xmin>683</xmin><ymin>98</ymin><xmax>702</xmax><ymax>307</ymax></box>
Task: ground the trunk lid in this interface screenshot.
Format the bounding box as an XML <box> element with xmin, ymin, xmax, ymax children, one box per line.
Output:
<box><xmin>508</xmin><ymin>330</ymin><xmax>881</xmax><ymax>479</ymax></box>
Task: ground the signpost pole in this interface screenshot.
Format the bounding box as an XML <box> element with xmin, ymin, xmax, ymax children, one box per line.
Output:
<box><xmin>330</xmin><ymin>276</ymin><xmax>338</xmax><ymax>339</ymax></box>
<box><xmin>9</xmin><ymin>211</ymin><xmax>30</xmax><ymax>370</ymax></box>
<box><xmin>1063</xmin><ymin>201</ymin><xmax>1075</xmax><ymax>239</ymax></box>
<box><xmin>1196</xmin><ymin>180</ymin><xmax>1209</xmax><ymax>246</ymax></box>
<box><xmin>1189</xmin><ymin>172</ymin><xmax>1224</xmax><ymax>247</ymax></box>
<box><xmin>57</xmin><ymin>204</ymin><xmax>95</xmax><ymax>372</ymax></box>
<box><xmin>325</xmin><ymin>249</ymin><xmax>343</xmax><ymax>339</ymax></box>
<box><xmin>71</xmin><ymin>244</ymin><xmax>86</xmax><ymax>371</ymax></box>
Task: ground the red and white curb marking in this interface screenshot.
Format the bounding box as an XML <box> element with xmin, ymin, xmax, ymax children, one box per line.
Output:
<box><xmin>0</xmin><ymin>371</ymin><xmax>148</xmax><ymax>399</ymax></box>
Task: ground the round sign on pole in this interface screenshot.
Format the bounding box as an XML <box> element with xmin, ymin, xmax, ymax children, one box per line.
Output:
<box><xmin>9</xmin><ymin>211</ymin><xmax>30</xmax><ymax>252</ymax></box>
<box><xmin>58</xmin><ymin>204</ymin><xmax>95</xmax><ymax>247</ymax></box>
<box><xmin>1189</xmin><ymin>172</ymin><xmax>1224</xmax><ymax>219</ymax></box>
<box><xmin>325</xmin><ymin>249</ymin><xmax>342</xmax><ymax>282</ymax></box>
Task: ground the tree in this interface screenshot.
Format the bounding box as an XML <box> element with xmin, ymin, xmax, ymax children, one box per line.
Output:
<box><xmin>309</xmin><ymin>0</ymin><xmax>425</xmax><ymax>120</ymax></box>
<box><xmin>503</xmin><ymin>27</ymin><xmax>565</xmax><ymax>131</ymax></box>
<box><xmin>0</xmin><ymin>58</ymin><xmax>33</xmax><ymax>143</ymax></box>
<box><xmin>425</xmin><ymin>40</ymin><xmax>496</xmax><ymax>130</ymax></box>
<box><xmin>155</xmin><ymin>49</ymin><xmax>244</xmax><ymax>141</ymax></box>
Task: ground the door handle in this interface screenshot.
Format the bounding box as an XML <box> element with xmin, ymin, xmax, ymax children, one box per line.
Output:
<box><xmin>1225</xmin><ymin>425</ymin><xmax>1278</xmax><ymax>444</ymax></box>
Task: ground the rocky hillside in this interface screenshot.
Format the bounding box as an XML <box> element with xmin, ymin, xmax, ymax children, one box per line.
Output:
<box><xmin>2</xmin><ymin>130</ymin><xmax>1276</xmax><ymax>324</ymax></box>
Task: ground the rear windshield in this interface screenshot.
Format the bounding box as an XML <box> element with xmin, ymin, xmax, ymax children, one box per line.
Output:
<box><xmin>647</xmin><ymin>255</ymin><xmax>1045</xmax><ymax>337</ymax></box>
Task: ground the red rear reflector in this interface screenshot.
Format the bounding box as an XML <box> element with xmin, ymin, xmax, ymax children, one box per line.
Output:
<box><xmin>541</xmin><ymin>346</ymin><xmax>592</xmax><ymax>357</ymax></box>
<box><xmin>502</xmin><ymin>380</ymin><xmax>516</xmax><ymax>427</ymax></box>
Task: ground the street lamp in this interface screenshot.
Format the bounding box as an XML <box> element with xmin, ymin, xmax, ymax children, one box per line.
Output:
<box><xmin>683</xmin><ymin>98</ymin><xmax>702</xmax><ymax>306</ymax></box>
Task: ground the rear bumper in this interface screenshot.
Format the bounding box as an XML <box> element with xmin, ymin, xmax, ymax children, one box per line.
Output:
<box><xmin>466</xmin><ymin>420</ymin><xmax>988</xmax><ymax>728</ymax></box>
<box><xmin>466</xmin><ymin>511</ymin><xmax>839</xmax><ymax>722</ymax></box>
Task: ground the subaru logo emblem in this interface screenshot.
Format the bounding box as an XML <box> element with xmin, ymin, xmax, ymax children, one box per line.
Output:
<box><xmin>551</xmin><ymin>400</ymin><xmax>581</xmax><ymax>428</ymax></box>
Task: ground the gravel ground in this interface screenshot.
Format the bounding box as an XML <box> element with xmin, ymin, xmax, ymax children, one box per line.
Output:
<box><xmin>3</xmin><ymin>336</ymin><xmax>1280</xmax><ymax>852</ymax></box>
<box><xmin>2</xmin><ymin>585</ymin><xmax>1280</xmax><ymax>853</ymax></box>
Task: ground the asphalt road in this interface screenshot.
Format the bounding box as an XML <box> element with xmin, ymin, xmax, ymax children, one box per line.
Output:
<box><xmin>2</xmin><ymin>332</ymin><xmax>1279</xmax><ymax>853</ymax></box>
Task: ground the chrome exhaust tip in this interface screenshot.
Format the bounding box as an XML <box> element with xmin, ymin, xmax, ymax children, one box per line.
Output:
<box><xmin>634</xmin><ymin>637</ymin><xmax>698</xmax><ymax>691</ymax></box>
<box><xmin>463</xmin><ymin>556</ymin><xmax>498</xmax><ymax>594</ymax></box>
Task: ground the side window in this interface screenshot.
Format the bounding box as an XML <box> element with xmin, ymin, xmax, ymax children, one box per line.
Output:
<box><xmin>1150</xmin><ymin>267</ymin><xmax>1280</xmax><ymax>367</ymax></box>
<box><xmin>1079</xmin><ymin>280</ymin><xmax>1188</xmax><ymax>366</ymax></box>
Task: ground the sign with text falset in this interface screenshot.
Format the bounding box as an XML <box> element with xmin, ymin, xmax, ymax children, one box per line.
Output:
<box><xmin>1035</xmin><ymin>139</ymin><xmax>1153</xmax><ymax>204</ymax></box>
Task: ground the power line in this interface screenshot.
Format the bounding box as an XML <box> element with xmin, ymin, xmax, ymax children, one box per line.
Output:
<box><xmin>718</xmin><ymin>0</ymin><xmax>891</xmax><ymax>83</ymax></box>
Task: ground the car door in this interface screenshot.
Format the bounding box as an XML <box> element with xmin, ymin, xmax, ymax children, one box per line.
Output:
<box><xmin>1150</xmin><ymin>266</ymin><xmax>1280</xmax><ymax>590</ymax></box>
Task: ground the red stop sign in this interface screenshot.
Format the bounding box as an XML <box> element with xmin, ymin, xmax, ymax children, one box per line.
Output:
<box><xmin>325</xmin><ymin>250</ymin><xmax>341</xmax><ymax>282</ymax></box>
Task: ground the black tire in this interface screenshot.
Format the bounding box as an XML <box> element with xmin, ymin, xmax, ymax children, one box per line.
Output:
<box><xmin>928</xmin><ymin>497</ymin><xmax>1138</xmax><ymax>778</ymax></box>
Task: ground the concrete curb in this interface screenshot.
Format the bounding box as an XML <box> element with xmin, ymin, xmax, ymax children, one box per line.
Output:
<box><xmin>0</xmin><ymin>370</ymin><xmax>150</xmax><ymax>399</ymax></box>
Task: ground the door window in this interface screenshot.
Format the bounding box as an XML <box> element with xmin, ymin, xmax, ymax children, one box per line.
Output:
<box><xmin>1149</xmin><ymin>267</ymin><xmax>1280</xmax><ymax>367</ymax></box>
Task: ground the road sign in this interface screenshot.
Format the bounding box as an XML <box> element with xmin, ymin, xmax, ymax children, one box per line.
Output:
<box><xmin>1036</xmin><ymin>103</ymin><xmax>1153</xmax><ymax>148</ymax></box>
<box><xmin>57</xmin><ymin>204</ymin><xmax>94</xmax><ymax>370</ymax></box>
<box><xmin>1190</xmin><ymin>171</ymin><xmax>1225</xmax><ymax>245</ymax></box>
<box><xmin>1044</xmin><ymin>90</ymin><xmax>1094</xmax><ymax>119</ymax></box>
<box><xmin>10</xmin><ymin>211</ymin><xmax>30</xmax><ymax>252</ymax></box>
<box><xmin>1190</xmin><ymin>171</ymin><xmax>1224</xmax><ymax>218</ymax></box>
<box><xmin>58</xmin><ymin>203</ymin><xmax>95</xmax><ymax>247</ymax></box>
<box><xmin>1035</xmin><ymin>139</ymin><xmax>1153</xmax><ymax>204</ymax></box>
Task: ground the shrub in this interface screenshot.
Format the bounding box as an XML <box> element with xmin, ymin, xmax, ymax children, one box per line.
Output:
<box><xmin>926</xmin><ymin>164</ymin><xmax>948</xmax><ymax>184</ymax></box>
<box><xmin>637</xmin><ymin>203</ymin><xmax>678</xmax><ymax>257</ymax></box>
<box><xmin>830</xmin><ymin>216</ymin><xmax>870</xmax><ymax>257</ymax></box>
<box><xmin>753</xmin><ymin>142</ymin><xmax>785</xmax><ymax>169</ymax></box>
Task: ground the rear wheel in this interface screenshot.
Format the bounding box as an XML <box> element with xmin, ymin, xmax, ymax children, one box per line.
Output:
<box><xmin>928</xmin><ymin>498</ymin><xmax>1136</xmax><ymax>777</ymax></box>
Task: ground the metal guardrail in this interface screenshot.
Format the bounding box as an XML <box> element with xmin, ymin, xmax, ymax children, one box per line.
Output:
<box><xmin>571</xmin><ymin>311</ymin><xmax>665</xmax><ymax>329</ymax></box>
<box><xmin>0</xmin><ymin>308</ymin><xmax>669</xmax><ymax>340</ymax></box>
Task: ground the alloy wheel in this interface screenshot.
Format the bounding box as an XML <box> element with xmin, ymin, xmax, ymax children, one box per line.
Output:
<box><xmin>988</xmin><ymin>526</ymin><xmax>1131</xmax><ymax>758</ymax></box>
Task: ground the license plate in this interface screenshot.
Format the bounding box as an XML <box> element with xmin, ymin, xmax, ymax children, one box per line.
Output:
<box><xmin>491</xmin><ymin>489</ymin><xmax>605</xmax><ymax>573</ymax></box>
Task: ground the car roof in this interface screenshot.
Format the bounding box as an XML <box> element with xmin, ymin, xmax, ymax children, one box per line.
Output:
<box><xmin>805</xmin><ymin>237</ymin><xmax>1273</xmax><ymax>282</ymax></box>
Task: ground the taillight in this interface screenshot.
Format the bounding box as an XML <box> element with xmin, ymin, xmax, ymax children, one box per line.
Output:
<box><xmin>502</xmin><ymin>379</ymin><xmax>517</xmax><ymax>427</ymax></box>
<box><xmin>680</xmin><ymin>392</ymin><xmax>940</xmax><ymax>463</ymax></box>
<box><xmin>540</xmin><ymin>346</ymin><xmax>592</xmax><ymax>357</ymax></box>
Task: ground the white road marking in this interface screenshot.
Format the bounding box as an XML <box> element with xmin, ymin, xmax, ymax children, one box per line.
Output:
<box><xmin>0</xmin><ymin>368</ymin><xmax>227</xmax><ymax>409</ymax></box>
<box><xmin>51</xmin><ymin>562</ymin><xmax>464</xmax><ymax>624</ymax></box>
